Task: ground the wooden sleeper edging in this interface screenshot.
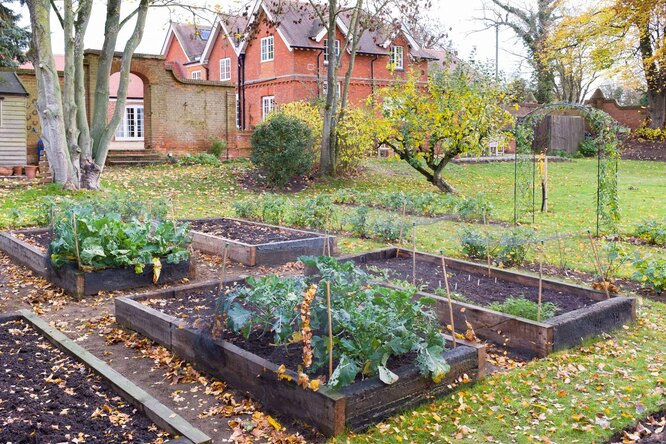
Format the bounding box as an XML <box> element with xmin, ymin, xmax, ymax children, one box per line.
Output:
<box><xmin>0</xmin><ymin>310</ymin><xmax>211</xmax><ymax>444</ymax></box>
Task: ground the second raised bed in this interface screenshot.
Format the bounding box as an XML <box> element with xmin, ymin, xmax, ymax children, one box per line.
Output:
<box><xmin>186</xmin><ymin>218</ymin><xmax>337</xmax><ymax>266</ymax></box>
<box><xmin>341</xmin><ymin>248</ymin><xmax>637</xmax><ymax>358</ymax></box>
<box><xmin>115</xmin><ymin>279</ymin><xmax>486</xmax><ymax>436</ymax></box>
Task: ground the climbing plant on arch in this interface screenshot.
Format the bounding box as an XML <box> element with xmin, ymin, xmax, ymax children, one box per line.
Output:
<box><xmin>512</xmin><ymin>103</ymin><xmax>623</xmax><ymax>235</ymax></box>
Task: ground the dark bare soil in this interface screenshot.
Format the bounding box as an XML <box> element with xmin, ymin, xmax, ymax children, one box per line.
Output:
<box><xmin>0</xmin><ymin>319</ymin><xmax>167</xmax><ymax>444</ymax></box>
<box><xmin>13</xmin><ymin>229</ymin><xmax>52</xmax><ymax>251</ymax></box>
<box><xmin>189</xmin><ymin>218</ymin><xmax>319</xmax><ymax>244</ymax></box>
<box><xmin>608</xmin><ymin>410</ymin><xmax>666</xmax><ymax>443</ymax></box>
<box><xmin>362</xmin><ymin>256</ymin><xmax>598</xmax><ymax>314</ymax></box>
<box><xmin>236</xmin><ymin>168</ymin><xmax>314</xmax><ymax>193</ymax></box>
<box><xmin>621</xmin><ymin>136</ymin><xmax>666</xmax><ymax>161</ymax></box>
<box><xmin>143</xmin><ymin>287</ymin><xmax>419</xmax><ymax>382</ymax></box>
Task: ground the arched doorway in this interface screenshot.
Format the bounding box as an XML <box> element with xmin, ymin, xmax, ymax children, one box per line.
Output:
<box><xmin>108</xmin><ymin>72</ymin><xmax>146</xmax><ymax>150</ymax></box>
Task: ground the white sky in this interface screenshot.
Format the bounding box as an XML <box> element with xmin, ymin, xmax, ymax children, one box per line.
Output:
<box><xmin>12</xmin><ymin>0</ymin><xmax>529</xmax><ymax>80</ymax></box>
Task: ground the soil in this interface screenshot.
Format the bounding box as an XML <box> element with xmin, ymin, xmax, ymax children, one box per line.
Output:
<box><xmin>13</xmin><ymin>228</ymin><xmax>52</xmax><ymax>252</ymax></box>
<box><xmin>621</xmin><ymin>135</ymin><xmax>666</xmax><ymax>161</ymax></box>
<box><xmin>189</xmin><ymin>218</ymin><xmax>320</xmax><ymax>244</ymax></box>
<box><xmin>361</xmin><ymin>256</ymin><xmax>599</xmax><ymax>314</ymax></box>
<box><xmin>144</xmin><ymin>287</ymin><xmax>426</xmax><ymax>383</ymax></box>
<box><xmin>0</xmin><ymin>319</ymin><xmax>167</xmax><ymax>444</ymax></box>
<box><xmin>607</xmin><ymin>409</ymin><xmax>666</xmax><ymax>443</ymax></box>
<box><xmin>236</xmin><ymin>168</ymin><xmax>314</xmax><ymax>193</ymax></box>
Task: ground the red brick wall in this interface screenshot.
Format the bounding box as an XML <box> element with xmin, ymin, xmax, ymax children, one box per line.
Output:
<box><xmin>585</xmin><ymin>97</ymin><xmax>648</xmax><ymax>130</ymax></box>
<box><xmin>207</xmin><ymin>33</ymin><xmax>239</xmax><ymax>83</ymax></box>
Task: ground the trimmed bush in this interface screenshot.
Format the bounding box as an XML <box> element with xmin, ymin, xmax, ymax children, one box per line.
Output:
<box><xmin>251</xmin><ymin>113</ymin><xmax>314</xmax><ymax>187</ymax></box>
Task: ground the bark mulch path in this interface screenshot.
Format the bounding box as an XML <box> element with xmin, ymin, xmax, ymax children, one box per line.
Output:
<box><xmin>0</xmin><ymin>319</ymin><xmax>168</xmax><ymax>444</ymax></box>
<box><xmin>363</xmin><ymin>256</ymin><xmax>597</xmax><ymax>314</ymax></box>
<box><xmin>189</xmin><ymin>218</ymin><xmax>319</xmax><ymax>244</ymax></box>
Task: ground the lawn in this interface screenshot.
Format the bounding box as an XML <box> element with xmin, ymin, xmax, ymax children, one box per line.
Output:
<box><xmin>1</xmin><ymin>157</ymin><xmax>665</xmax><ymax>442</ymax></box>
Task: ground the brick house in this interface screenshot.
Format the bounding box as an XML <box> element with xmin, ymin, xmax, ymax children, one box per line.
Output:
<box><xmin>163</xmin><ymin>0</ymin><xmax>437</xmax><ymax>129</ymax></box>
<box><xmin>161</xmin><ymin>22</ymin><xmax>212</xmax><ymax>80</ymax></box>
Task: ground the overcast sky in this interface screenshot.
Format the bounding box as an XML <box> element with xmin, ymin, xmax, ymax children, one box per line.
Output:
<box><xmin>12</xmin><ymin>0</ymin><xmax>530</xmax><ymax>79</ymax></box>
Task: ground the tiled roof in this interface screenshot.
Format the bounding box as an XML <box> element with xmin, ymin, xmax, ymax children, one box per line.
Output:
<box><xmin>172</xmin><ymin>23</ymin><xmax>211</xmax><ymax>62</ymax></box>
<box><xmin>0</xmin><ymin>72</ymin><xmax>28</xmax><ymax>96</ymax></box>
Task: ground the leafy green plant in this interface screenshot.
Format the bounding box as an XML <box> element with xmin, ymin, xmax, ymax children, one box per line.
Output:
<box><xmin>632</xmin><ymin>254</ymin><xmax>666</xmax><ymax>294</ymax></box>
<box><xmin>259</xmin><ymin>195</ymin><xmax>290</xmax><ymax>225</ymax></box>
<box><xmin>458</xmin><ymin>227</ymin><xmax>490</xmax><ymax>260</ymax></box>
<box><xmin>290</xmin><ymin>196</ymin><xmax>337</xmax><ymax>230</ymax></box>
<box><xmin>496</xmin><ymin>228</ymin><xmax>536</xmax><ymax>266</ymax></box>
<box><xmin>49</xmin><ymin>201</ymin><xmax>191</xmax><ymax>273</ymax></box>
<box><xmin>634</xmin><ymin>219</ymin><xmax>666</xmax><ymax>246</ymax></box>
<box><xmin>455</xmin><ymin>197</ymin><xmax>493</xmax><ymax>221</ymax></box>
<box><xmin>433</xmin><ymin>287</ymin><xmax>472</xmax><ymax>304</ymax></box>
<box><xmin>368</xmin><ymin>216</ymin><xmax>406</xmax><ymax>242</ymax></box>
<box><xmin>577</xmin><ymin>135</ymin><xmax>597</xmax><ymax>157</ymax></box>
<box><xmin>251</xmin><ymin>113</ymin><xmax>314</xmax><ymax>187</ymax></box>
<box><xmin>633</xmin><ymin>126</ymin><xmax>666</xmax><ymax>142</ymax></box>
<box><xmin>209</xmin><ymin>138</ymin><xmax>227</xmax><ymax>158</ymax></box>
<box><xmin>232</xmin><ymin>199</ymin><xmax>259</xmax><ymax>221</ymax></box>
<box><xmin>488</xmin><ymin>296</ymin><xmax>558</xmax><ymax>321</ymax></box>
<box><xmin>177</xmin><ymin>153</ymin><xmax>221</xmax><ymax>166</ymax></box>
<box><xmin>347</xmin><ymin>206</ymin><xmax>370</xmax><ymax>237</ymax></box>
<box><xmin>219</xmin><ymin>256</ymin><xmax>450</xmax><ymax>390</ymax></box>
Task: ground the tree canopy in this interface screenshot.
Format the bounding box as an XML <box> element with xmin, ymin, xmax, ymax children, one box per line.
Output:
<box><xmin>0</xmin><ymin>2</ymin><xmax>30</xmax><ymax>68</ymax></box>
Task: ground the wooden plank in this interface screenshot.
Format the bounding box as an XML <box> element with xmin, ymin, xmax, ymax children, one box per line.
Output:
<box><xmin>0</xmin><ymin>229</ymin><xmax>51</xmax><ymax>277</ymax></box>
<box><xmin>17</xmin><ymin>310</ymin><xmax>211</xmax><ymax>444</ymax></box>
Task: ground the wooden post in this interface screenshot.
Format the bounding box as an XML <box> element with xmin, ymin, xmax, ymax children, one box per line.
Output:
<box><xmin>440</xmin><ymin>251</ymin><xmax>456</xmax><ymax>348</ymax></box>
<box><xmin>537</xmin><ymin>241</ymin><xmax>544</xmax><ymax>321</ymax></box>
<box><xmin>587</xmin><ymin>231</ymin><xmax>610</xmax><ymax>299</ymax></box>
<box><xmin>326</xmin><ymin>281</ymin><xmax>333</xmax><ymax>379</ymax></box>
<box><xmin>412</xmin><ymin>223</ymin><xmax>416</xmax><ymax>286</ymax></box>
<box><xmin>542</xmin><ymin>155</ymin><xmax>548</xmax><ymax>212</ymax></box>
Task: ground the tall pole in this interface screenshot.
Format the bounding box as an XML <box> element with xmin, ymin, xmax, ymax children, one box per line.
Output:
<box><xmin>495</xmin><ymin>23</ymin><xmax>499</xmax><ymax>81</ymax></box>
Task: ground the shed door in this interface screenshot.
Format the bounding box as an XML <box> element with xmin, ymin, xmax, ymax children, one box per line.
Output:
<box><xmin>0</xmin><ymin>96</ymin><xmax>27</xmax><ymax>166</ymax></box>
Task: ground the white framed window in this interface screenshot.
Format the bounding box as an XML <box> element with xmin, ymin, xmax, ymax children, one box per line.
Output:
<box><xmin>261</xmin><ymin>36</ymin><xmax>274</xmax><ymax>62</ymax></box>
<box><xmin>323</xmin><ymin>39</ymin><xmax>341</xmax><ymax>64</ymax></box>
<box><xmin>390</xmin><ymin>45</ymin><xmax>404</xmax><ymax>70</ymax></box>
<box><xmin>219</xmin><ymin>58</ymin><xmax>231</xmax><ymax>81</ymax></box>
<box><xmin>322</xmin><ymin>81</ymin><xmax>341</xmax><ymax>97</ymax></box>
<box><xmin>115</xmin><ymin>105</ymin><xmax>144</xmax><ymax>140</ymax></box>
<box><xmin>191</xmin><ymin>70</ymin><xmax>202</xmax><ymax>80</ymax></box>
<box><xmin>261</xmin><ymin>96</ymin><xmax>275</xmax><ymax>120</ymax></box>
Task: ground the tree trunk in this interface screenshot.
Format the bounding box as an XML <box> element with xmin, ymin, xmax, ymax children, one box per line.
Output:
<box><xmin>319</xmin><ymin>0</ymin><xmax>339</xmax><ymax>177</ymax></box>
<box><xmin>26</xmin><ymin>0</ymin><xmax>77</xmax><ymax>188</ymax></box>
<box><xmin>646</xmin><ymin>89</ymin><xmax>666</xmax><ymax>129</ymax></box>
<box><xmin>63</xmin><ymin>0</ymin><xmax>81</xmax><ymax>183</ymax></box>
<box><xmin>432</xmin><ymin>174</ymin><xmax>457</xmax><ymax>193</ymax></box>
<box><xmin>84</xmin><ymin>0</ymin><xmax>149</xmax><ymax>189</ymax></box>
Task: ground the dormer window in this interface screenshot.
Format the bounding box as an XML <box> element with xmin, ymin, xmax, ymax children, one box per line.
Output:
<box><xmin>390</xmin><ymin>45</ymin><xmax>404</xmax><ymax>70</ymax></box>
<box><xmin>323</xmin><ymin>39</ymin><xmax>341</xmax><ymax>64</ymax></box>
<box><xmin>261</xmin><ymin>36</ymin><xmax>274</xmax><ymax>62</ymax></box>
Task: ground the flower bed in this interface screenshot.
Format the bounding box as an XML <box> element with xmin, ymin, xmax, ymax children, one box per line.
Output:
<box><xmin>340</xmin><ymin>248</ymin><xmax>637</xmax><ymax>358</ymax></box>
<box><xmin>0</xmin><ymin>310</ymin><xmax>210</xmax><ymax>443</ymax></box>
<box><xmin>115</xmin><ymin>272</ymin><xmax>486</xmax><ymax>436</ymax></box>
<box><xmin>187</xmin><ymin>217</ymin><xmax>336</xmax><ymax>266</ymax></box>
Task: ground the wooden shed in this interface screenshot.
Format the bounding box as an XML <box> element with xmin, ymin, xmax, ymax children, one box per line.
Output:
<box><xmin>0</xmin><ymin>72</ymin><xmax>28</xmax><ymax>167</ymax></box>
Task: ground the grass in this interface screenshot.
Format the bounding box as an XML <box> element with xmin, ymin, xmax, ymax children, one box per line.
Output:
<box><xmin>1</xmin><ymin>157</ymin><xmax>665</xmax><ymax>442</ymax></box>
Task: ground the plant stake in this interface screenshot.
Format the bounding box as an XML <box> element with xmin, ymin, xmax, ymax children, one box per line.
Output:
<box><xmin>72</xmin><ymin>213</ymin><xmax>82</xmax><ymax>270</ymax></box>
<box><xmin>587</xmin><ymin>230</ymin><xmax>610</xmax><ymax>299</ymax></box>
<box><xmin>326</xmin><ymin>280</ymin><xmax>333</xmax><ymax>379</ymax></box>
<box><xmin>440</xmin><ymin>251</ymin><xmax>456</xmax><ymax>348</ymax></box>
<box><xmin>483</xmin><ymin>207</ymin><xmax>491</xmax><ymax>276</ymax></box>
<box><xmin>537</xmin><ymin>241</ymin><xmax>544</xmax><ymax>321</ymax></box>
<box><xmin>412</xmin><ymin>222</ymin><xmax>416</xmax><ymax>286</ymax></box>
<box><xmin>396</xmin><ymin>200</ymin><xmax>407</xmax><ymax>257</ymax></box>
<box><xmin>219</xmin><ymin>243</ymin><xmax>229</xmax><ymax>294</ymax></box>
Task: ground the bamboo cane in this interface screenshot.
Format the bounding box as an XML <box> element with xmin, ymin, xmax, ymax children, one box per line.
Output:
<box><xmin>587</xmin><ymin>230</ymin><xmax>610</xmax><ymax>299</ymax></box>
<box><xmin>396</xmin><ymin>201</ymin><xmax>407</xmax><ymax>257</ymax></box>
<box><xmin>72</xmin><ymin>213</ymin><xmax>82</xmax><ymax>270</ymax></box>
<box><xmin>412</xmin><ymin>223</ymin><xmax>416</xmax><ymax>286</ymax></box>
<box><xmin>537</xmin><ymin>241</ymin><xmax>544</xmax><ymax>321</ymax></box>
<box><xmin>483</xmin><ymin>207</ymin><xmax>491</xmax><ymax>276</ymax></box>
<box><xmin>327</xmin><ymin>281</ymin><xmax>333</xmax><ymax>379</ymax></box>
<box><xmin>219</xmin><ymin>243</ymin><xmax>229</xmax><ymax>294</ymax></box>
<box><xmin>440</xmin><ymin>251</ymin><xmax>456</xmax><ymax>348</ymax></box>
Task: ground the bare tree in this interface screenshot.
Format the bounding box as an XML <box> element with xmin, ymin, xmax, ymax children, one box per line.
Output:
<box><xmin>480</xmin><ymin>0</ymin><xmax>558</xmax><ymax>104</ymax></box>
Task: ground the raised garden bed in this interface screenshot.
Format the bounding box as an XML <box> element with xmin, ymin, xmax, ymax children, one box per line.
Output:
<box><xmin>0</xmin><ymin>309</ymin><xmax>210</xmax><ymax>444</ymax></box>
<box><xmin>0</xmin><ymin>227</ymin><xmax>191</xmax><ymax>298</ymax></box>
<box><xmin>341</xmin><ymin>248</ymin><xmax>637</xmax><ymax>358</ymax></box>
<box><xmin>187</xmin><ymin>217</ymin><xmax>336</xmax><ymax>266</ymax></box>
<box><xmin>115</xmin><ymin>279</ymin><xmax>486</xmax><ymax>436</ymax></box>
